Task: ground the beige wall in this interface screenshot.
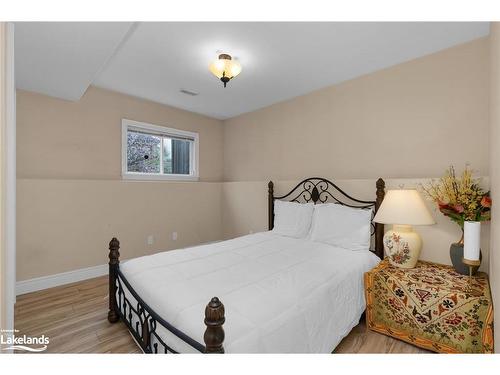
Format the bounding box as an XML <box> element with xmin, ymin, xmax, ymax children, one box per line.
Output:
<box><xmin>17</xmin><ymin>179</ymin><xmax>221</xmax><ymax>280</ymax></box>
<box><xmin>16</xmin><ymin>87</ymin><xmax>224</xmax><ymax>280</ymax></box>
<box><xmin>221</xmin><ymin>37</ymin><xmax>491</xmax><ymax>269</ymax></box>
<box><xmin>17</xmin><ymin>87</ymin><xmax>223</xmax><ymax>182</ymax></box>
<box><xmin>223</xmin><ymin>38</ymin><xmax>489</xmax><ymax>182</ymax></box>
<box><xmin>489</xmin><ymin>22</ymin><xmax>500</xmax><ymax>353</ymax></box>
<box><xmin>222</xmin><ymin>178</ymin><xmax>490</xmax><ymax>271</ymax></box>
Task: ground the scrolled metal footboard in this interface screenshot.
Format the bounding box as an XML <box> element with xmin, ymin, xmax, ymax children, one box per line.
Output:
<box><xmin>107</xmin><ymin>238</ymin><xmax>225</xmax><ymax>354</ymax></box>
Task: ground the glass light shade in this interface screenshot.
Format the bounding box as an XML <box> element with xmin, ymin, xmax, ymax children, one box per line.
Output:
<box><xmin>373</xmin><ymin>189</ymin><xmax>436</xmax><ymax>226</ymax></box>
<box><xmin>209</xmin><ymin>56</ymin><xmax>241</xmax><ymax>79</ymax></box>
<box><xmin>228</xmin><ymin>60</ymin><xmax>242</xmax><ymax>77</ymax></box>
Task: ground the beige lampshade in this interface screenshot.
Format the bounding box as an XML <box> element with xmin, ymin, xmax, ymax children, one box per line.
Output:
<box><xmin>373</xmin><ymin>189</ymin><xmax>435</xmax><ymax>225</ymax></box>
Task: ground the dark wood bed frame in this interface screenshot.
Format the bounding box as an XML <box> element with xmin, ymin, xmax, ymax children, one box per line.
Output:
<box><xmin>107</xmin><ymin>177</ymin><xmax>386</xmax><ymax>353</ymax></box>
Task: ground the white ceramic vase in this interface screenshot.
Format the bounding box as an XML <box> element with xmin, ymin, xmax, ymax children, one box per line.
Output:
<box><xmin>464</xmin><ymin>221</ymin><xmax>481</xmax><ymax>261</ymax></box>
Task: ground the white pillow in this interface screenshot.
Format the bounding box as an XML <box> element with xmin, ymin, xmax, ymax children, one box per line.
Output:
<box><xmin>310</xmin><ymin>203</ymin><xmax>372</xmax><ymax>251</ymax></box>
<box><xmin>273</xmin><ymin>200</ymin><xmax>314</xmax><ymax>238</ymax></box>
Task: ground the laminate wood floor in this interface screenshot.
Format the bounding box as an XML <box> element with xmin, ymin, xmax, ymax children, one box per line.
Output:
<box><xmin>14</xmin><ymin>276</ymin><xmax>429</xmax><ymax>354</ymax></box>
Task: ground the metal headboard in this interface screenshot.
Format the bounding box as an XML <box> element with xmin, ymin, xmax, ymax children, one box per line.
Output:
<box><xmin>267</xmin><ymin>177</ymin><xmax>386</xmax><ymax>259</ymax></box>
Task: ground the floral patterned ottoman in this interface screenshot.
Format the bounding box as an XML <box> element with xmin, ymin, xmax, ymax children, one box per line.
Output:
<box><xmin>364</xmin><ymin>259</ymin><xmax>494</xmax><ymax>353</ymax></box>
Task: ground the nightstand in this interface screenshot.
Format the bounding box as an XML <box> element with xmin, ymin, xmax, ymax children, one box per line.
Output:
<box><xmin>364</xmin><ymin>258</ymin><xmax>494</xmax><ymax>353</ymax></box>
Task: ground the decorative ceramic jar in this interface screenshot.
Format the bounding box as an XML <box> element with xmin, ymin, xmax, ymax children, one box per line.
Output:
<box><xmin>384</xmin><ymin>224</ymin><xmax>422</xmax><ymax>268</ymax></box>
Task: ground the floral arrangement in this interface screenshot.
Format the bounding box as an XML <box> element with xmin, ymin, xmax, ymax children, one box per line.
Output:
<box><xmin>421</xmin><ymin>166</ymin><xmax>491</xmax><ymax>228</ymax></box>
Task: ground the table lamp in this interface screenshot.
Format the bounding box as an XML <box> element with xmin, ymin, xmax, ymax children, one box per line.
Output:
<box><xmin>373</xmin><ymin>189</ymin><xmax>435</xmax><ymax>268</ymax></box>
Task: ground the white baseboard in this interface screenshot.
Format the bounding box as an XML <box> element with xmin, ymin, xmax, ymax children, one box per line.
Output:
<box><xmin>16</xmin><ymin>264</ymin><xmax>108</xmax><ymax>296</ymax></box>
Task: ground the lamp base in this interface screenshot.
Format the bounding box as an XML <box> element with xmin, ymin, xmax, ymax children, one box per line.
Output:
<box><xmin>384</xmin><ymin>225</ymin><xmax>422</xmax><ymax>269</ymax></box>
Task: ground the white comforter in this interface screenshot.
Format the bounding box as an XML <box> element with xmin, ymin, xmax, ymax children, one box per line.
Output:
<box><xmin>120</xmin><ymin>232</ymin><xmax>380</xmax><ymax>353</ymax></box>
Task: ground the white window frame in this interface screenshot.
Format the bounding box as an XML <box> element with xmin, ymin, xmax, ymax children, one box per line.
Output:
<box><xmin>122</xmin><ymin>119</ymin><xmax>199</xmax><ymax>181</ymax></box>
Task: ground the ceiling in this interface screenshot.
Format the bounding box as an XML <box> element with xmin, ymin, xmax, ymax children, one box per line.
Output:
<box><xmin>15</xmin><ymin>22</ymin><xmax>490</xmax><ymax>119</ymax></box>
<box><xmin>15</xmin><ymin>22</ymin><xmax>134</xmax><ymax>101</ymax></box>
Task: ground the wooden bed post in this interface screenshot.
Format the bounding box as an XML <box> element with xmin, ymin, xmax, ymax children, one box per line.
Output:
<box><xmin>204</xmin><ymin>297</ymin><xmax>225</xmax><ymax>353</ymax></box>
<box><xmin>268</xmin><ymin>181</ymin><xmax>274</xmax><ymax>230</ymax></box>
<box><xmin>375</xmin><ymin>178</ymin><xmax>386</xmax><ymax>259</ymax></box>
<box><xmin>108</xmin><ymin>237</ymin><xmax>120</xmax><ymax>323</ymax></box>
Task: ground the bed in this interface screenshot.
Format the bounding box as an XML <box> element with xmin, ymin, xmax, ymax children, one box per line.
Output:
<box><xmin>107</xmin><ymin>177</ymin><xmax>386</xmax><ymax>353</ymax></box>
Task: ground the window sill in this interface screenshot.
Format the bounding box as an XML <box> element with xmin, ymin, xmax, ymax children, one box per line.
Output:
<box><xmin>122</xmin><ymin>173</ymin><xmax>200</xmax><ymax>182</ymax></box>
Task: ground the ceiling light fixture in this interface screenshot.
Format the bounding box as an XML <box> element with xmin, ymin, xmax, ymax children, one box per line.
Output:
<box><xmin>209</xmin><ymin>53</ymin><xmax>241</xmax><ymax>88</ymax></box>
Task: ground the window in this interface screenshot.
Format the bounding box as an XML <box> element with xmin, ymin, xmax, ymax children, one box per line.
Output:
<box><xmin>122</xmin><ymin>119</ymin><xmax>199</xmax><ymax>181</ymax></box>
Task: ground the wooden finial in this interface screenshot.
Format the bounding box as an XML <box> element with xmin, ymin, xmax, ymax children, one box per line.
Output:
<box><xmin>204</xmin><ymin>297</ymin><xmax>225</xmax><ymax>353</ymax></box>
<box><xmin>108</xmin><ymin>237</ymin><xmax>120</xmax><ymax>323</ymax></box>
<box><xmin>268</xmin><ymin>181</ymin><xmax>275</xmax><ymax>231</ymax></box>
<box><xmin>374</xmin><ymin>178</ymin><xmax>386</xmax><ymax>259</ymax></box>
<box><xmin>376</xmin><ymin>178</ymin><xmax>385</xmax><ymax>200</ymax></box>
<box><xmin>109</xmin><ymin>237</ymin><xmax>120</xmax><ymax>265</ymax></box>
<box><xmin>375</xmin><ymin>178</ymin><xmax>386</xmax><ymax>211</ymax></box>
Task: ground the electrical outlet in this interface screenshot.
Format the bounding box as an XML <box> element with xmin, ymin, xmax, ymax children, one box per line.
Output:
<box><xmin>172</xmin><ymin>232</ymin><xmax>178</xmax><ymax>241</ymax></box>
<box><xmin>147</xmin><ymin>235</ymin><xmax>154</xmax><ymax>245</ymax></box>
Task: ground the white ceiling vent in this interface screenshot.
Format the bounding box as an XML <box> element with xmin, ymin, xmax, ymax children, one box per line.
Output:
<box><xmin>179</xmin><ymin>89</ymin><xmax>199</xmax><ymax>96</ymax></box>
